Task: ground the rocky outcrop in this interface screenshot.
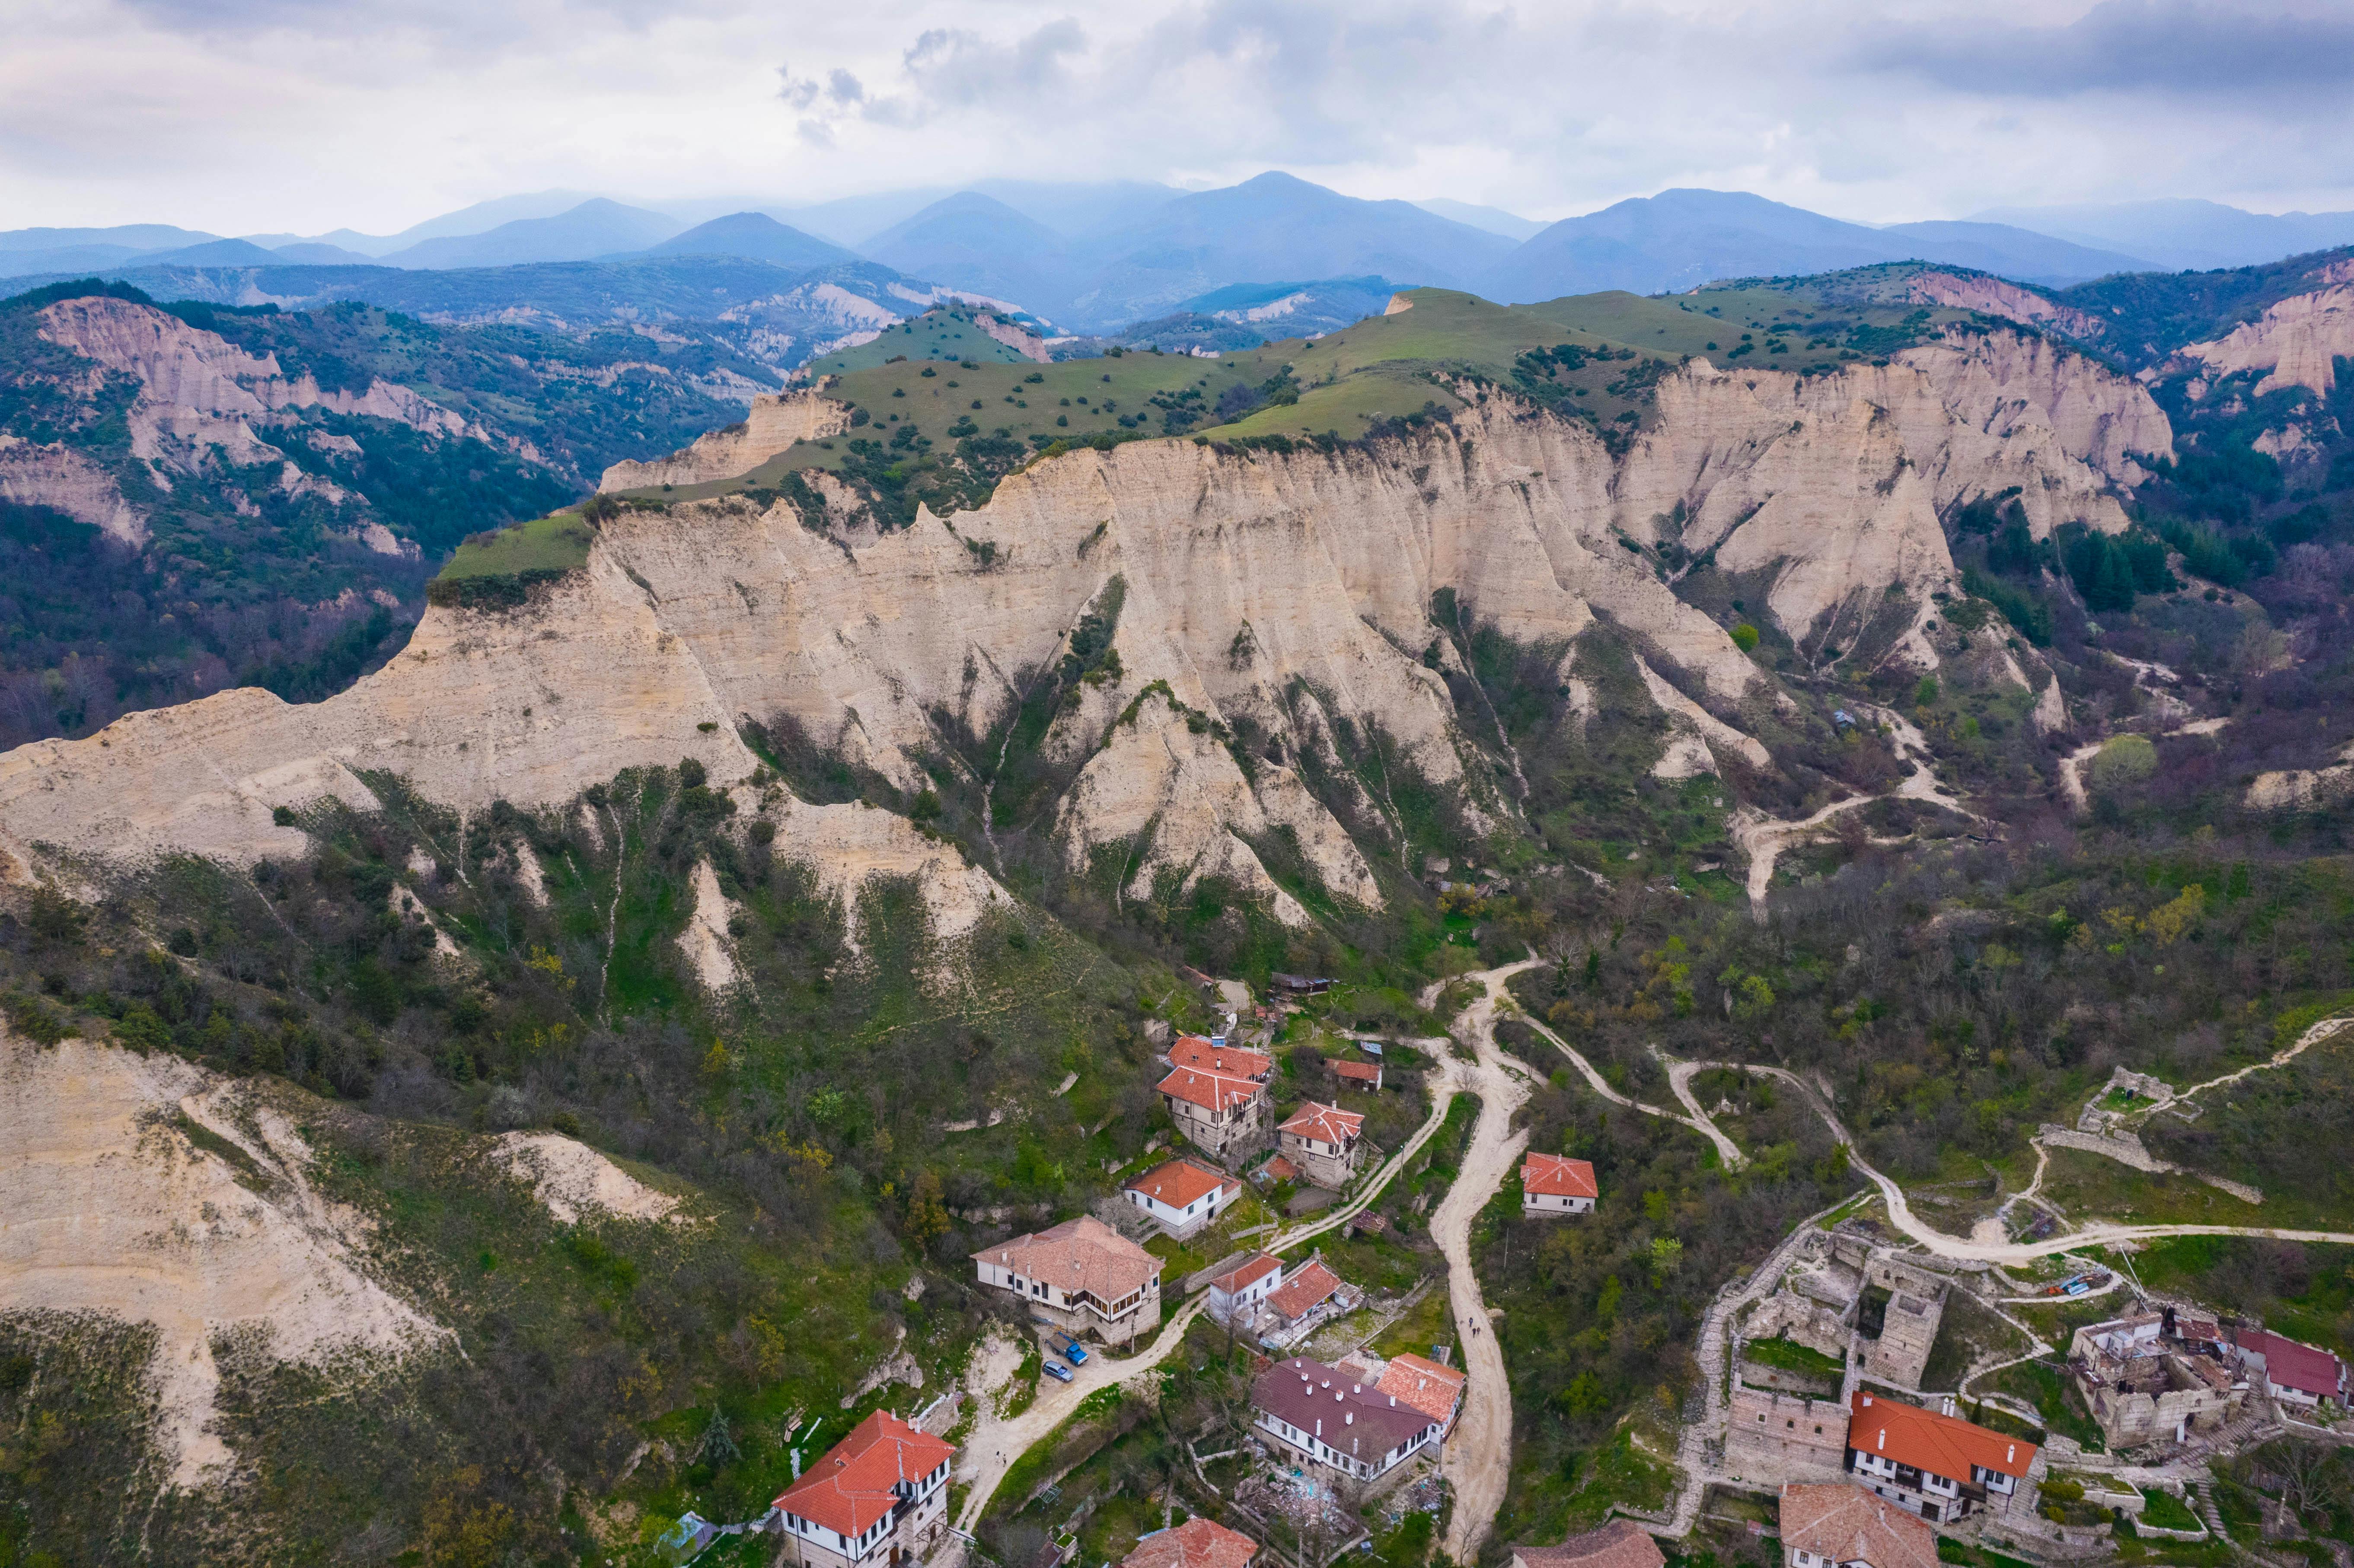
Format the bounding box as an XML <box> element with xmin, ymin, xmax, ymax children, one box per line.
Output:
<box><xmin>1903</xmin><ymin>271</ymin><xmax>2107</xmax><ymax>340</ymax></box>
<box><xmin>598</xmin><ymin>389</ymin><xmax>849</xmax><ymax>491</ymax></box>
<box><xmin>0</xmin><ymin>433</ymin><xmax>147</xmax><ymax>543</ymax></box>
<box><xmin>2246</xmin><ymin>743</ymin><xmax>2354</xmax><ymax>810</ymax></box>
<box><xmin>2182</xmin><ymin>279</ymin><xmax>2354</xmax><ymax>397</ymax></box>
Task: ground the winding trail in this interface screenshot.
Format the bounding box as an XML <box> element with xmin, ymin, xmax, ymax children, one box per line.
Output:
<box><xmin>1731</xmin><ymin>703</ymin><xmax>1977</xmax><ymax>907</ymax></box>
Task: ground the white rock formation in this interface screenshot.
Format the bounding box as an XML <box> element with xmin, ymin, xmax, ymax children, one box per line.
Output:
<box><xmin>489</xmin><ymin>1131</ymin><xmax>686</xmax><ymax>1225</ymax></box>
<box><xmin>599</xmin><ymin>390</ymin><xmax>849</xmax><ymax>491</ymax></box>
<box><xmin>1902</xmin><ymin>271</ymin><xmax>2107</xmax><ymax>340</ymax></box>
<box><xmin>2182</xmin><ymin>275</ymin><xmax>2354</xmax><ymax>398</ymax></box>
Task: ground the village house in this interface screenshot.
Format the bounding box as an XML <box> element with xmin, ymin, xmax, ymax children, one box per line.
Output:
<box><xmin>1276</xmin><ymin>1102</ymin><xmax>1365</xmax><ymax>1189</ymax></box>
<box><xmin>1206</xmin><ymin>1252</ymin><xmax>1285</xmax><ymax>1327</ymax></box>
<box><xmin>1844</xmin><ymin>1390</ymin><xmax>2038</xmax><ymax>1524</ymax></box>
<box><xmin>1124</xmin><ymin>1157</ymin><xmax>1242</xmax><ymax>1240</ymax></box>
<box><xmin>1251</xmin><ymin>1355</ymin><xmax>1445</xmax><ymax>1485</ymax></box>
<box><xmin>1261</xmin><ymin>1253</ymin><xmax>1355</xmax><ymax>1339</ymax></box>
<box><xmin>1158</xmin><ymin>1061</ymin><xmax>1271</xmax><ymax>1162</ymax></box>
<box><xmin>1332</xmin><ymin>1059</ymin><xmax>1384</xmax><ymax>1091</ymax></box>
<box><xmin>1727</xmin><ymin>1387</ymin><xmax>1852</xmax><ymax>1486</ymax></box>
<box><xmin>1521</xmin><ymin>1153</ymin><xmax>1598</xmax><ymax>1216</ymax></box>
<box><xmin>971</xmin><ymin>1214</ymin><xmax>1162</xmax><ymax>1345</ymax></box>
<box><xmin>1778</xmin><ymin>1483</ymin><xmax>1939</xmax><ymax>1568</ymax></box>
<box><xmin>1509</xmin><ymin>1519</ymin><xmax>1667</xmax><ymax>1568</ymax></box>
<box><xmin>1167</xmin><ymin>1036</ymin><xmax>1273</xmax><ymax>1080</ymax></box>
<box><xmin>1120</xmin><ymin>1517</ymin><xmax>1260</xmax><ymax>1568</ymax></box>
<box><xmin>2234</xmin><ymin>1327</ymin><xmax>2348</xmax><ymax>1410</ymax></box>
<box><xmin>774</xmin><ymin>1411</ymin><xmax>957</xmax><ymax>1568</ymax></box>
<box><xmin>2069</xmin><ymin>1312</ymin><xmax>2246</xmax><ymax>1447</ymax></box>
<box><xmin>1377</xmin><ymin>1351</ymin><xmax>1467</xmax><ymax>1436</ymax></box>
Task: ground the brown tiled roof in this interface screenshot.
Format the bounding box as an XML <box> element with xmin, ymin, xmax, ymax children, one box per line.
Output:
<box><xmin>973</xmin><ymin>1214</ymin><xmax>1160</xmax><ymax>1304</ymax></box>
<box><xmin>1209</xmin><ymin>1252</ymin><xmax>1283</xmax><ymax>1295</ymax></box>
<box><xmin>1847</xmin><ymin>1390</ymin><xmax>2037</xmax><ymax>1481</ymax></box>
<box><xmin>1278</xmin><ymin>1102</ymin><xmax>1363</xmax><ymax>1143</ymax></box>
<box><xmin>1126</xmin><ymin>1157</ymin><xmax>1239</xmax><ymax>1212</ymax></box>
<box><xmin>1778</xmin><ymin>1484</ymin><xmax>1938</xmax><ymax>1568</ymax></box>
<box><xmin>1509</xmin><ymin>1520</ymin><xmax>1666</xmax><ymax>1568</ymax></box>
<box><xmin>1121</xmin><ymin>1517</ymin><xmax>1259</xmax><ymax>1568</ymax></box>
<box><xmin>1260</xmin><ymin>1155</ymin><xmax>1301</xmax><ymax>1182</ymax></box>
<box><xmin>1377</xmin><ymin>1352</ymin><xmax>1465</xmax><ymax>1422</ymax></box>
<box><xmin>1170</xmin><ymin>1037</ymin><xmax>1274</xmax><ymax>1079</ymax></box>
<box><xmin>1160</xmin><ymin>1065</ymin><xmax>1265</xmax><ymax>1115</ymax></box>
<box><xmin>1332</xmin><ymin>1061</ymin><xmax>1382</xmax><ymax>1084</ymax></box>
<box><xmin>1266</xmin><ymin>1257</ymin><xmax>1343</xmax><ymax>1321</ymax></box>
<box><xmin>775</xmin><ymin>1411</ymin><xmax>957</xmax><ymax>1537</ymax></box>
<box><xmin>1252</xmin><ymin>1356</ymin><xmax>1434</xmax><ymax>1458</ymax></box>
<box><xmin>1522</xmin><ymin>1153</ymin><xmax>1598</xmax><ymax>1198</ymax></box>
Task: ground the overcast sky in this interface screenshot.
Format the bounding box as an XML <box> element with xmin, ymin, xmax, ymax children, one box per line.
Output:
<box><xmin>6</xmin><ymin>0</ymin><xmax>2353</xmax><ymax>235</ymax></box>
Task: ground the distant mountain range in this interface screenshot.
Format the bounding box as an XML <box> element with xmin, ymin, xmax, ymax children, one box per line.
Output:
<box><xmin>12</xmin><ymin>177</ymin><xmax>2354</xmax><ymax>337</ymax></box>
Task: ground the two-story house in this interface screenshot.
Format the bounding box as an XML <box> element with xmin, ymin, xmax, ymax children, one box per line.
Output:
<box><xmin>971</xmin><ymin>1214</ymin><xmax>1163</xmax><ymax>1345</ymax></box>
<box><xmin>1778</xmin><ymin>1483</ymin><xmax>1938</xmax><ymax>1568</ymax></box>
<box><xmin>1124</xmin><ymin>1157</ymin><xmax>1242</xmax><ymax>1240</ymax></box>
<box><xmin>1168</xmin><ymin>1036</ymin><xmax>1273</xmax><ymax>1081</ymax></box>
<box><xmin>1276</xmin><ymin>1102</ymin><xmax>1364</xmax><ymax>1190</ymax></box>
<box><xmin>1844</xmin><ymin>1390</ymin><xmax>2038</xmax><ymax>1523</ymax></box>
<box><xmin>774</xmin><ymin>1411</ymin><xmax>956</xmax><ymax>1568</ymax></box>
<box><xmin>1158</xmin><ymin>1061</ymin><xmax>1270</xmax><ymax>1162</ymax></box>
<box><xmin>1521</xmin><ymin>1153</ymin><xmax>1598</xmax><ymax>1216</ymax></box>
<box><xmin>1251</xmin><ymin>1355</ymin><xmax>1444</xmax><ymax>1485</ymax></box>
<box><xmin>1206</xmin><ymin>1252</ymin><xmax>1284</xmax><ymax>1329</ymax></box>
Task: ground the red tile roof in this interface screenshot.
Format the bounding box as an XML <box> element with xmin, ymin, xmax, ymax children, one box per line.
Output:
<box><xmin>1509</xmin><ymin>1519</ymin><xmax>1666</xmax><ymax>1568</ymax></box>
<box><xmin>1260</xmin><ymin>1155</ymin><xmax>1301</xmax><ymax>1182</ymax></box>
<box><xmin>1332</xmin><ymin>1061</ymin><xmax>1382</xmax><ymax>1085</ymax></box>
<box><xmin>1778</xmin><ymin>1484</ymin><xmax>1937</xmax><ymax>1568</ymax></box>
<box><xmin>1126</xmin><ymin>1157</ymin><xmax>1239</xmax><ymax>1213</ymax></box>
<box><xmin>1377</xmin><ymin>1352</ymin><xmax>1465</xmax><ymax>1423</ymax></box>
<box><xmin>973</xmin><ymin>1214</ymin><xmax>1161</xmax><ymax>1305</ymax></box>
<box><xmin>1209</xmin><ymin>1252</ymin><xmax>1282</xmax><ymax>1296</ymax></box>
<box><xmin>775</xmin><ymin>1411</ymin><xmax>956</xmax><ymax>1537</ymax></box>
<box><xmin>1278</xmin><ymin>1102</ymin><xmax>1363</xmax><ymax>1143</ymax></box>
<box><xmin>1847</xmin><ymin>1390</ymin><xmax>2037</xmax><ymax>1481</ymax></box>
<box><xmin>1266</xmin><ymin>1257</ymin><xmax>1343</xmax><ymax>1321</ymax></box>
<box><xmin>1122</xmin><ymin>1517</ymin><xmax>1259</xmax><ymax>1568</ymax></box>
<box><xmin>1170</xmin><ymin>1037</ymin><xmax>1274</xmax><ymax>1079</ymax></box>
<box><xmin>1521</xmin><ymin>1153</ymin><xmax>1598</xmax><ymax>1199</ymax></box>
<box><xmin>2239</xmin><ymin>1329</ymin><xmax>2345</xmax><ymax>1399</ymax></box>
<box><xmin>1160</xmin><ymin>1065</ymin><xmax>1266</xmax><ymax>1115</ymax></box>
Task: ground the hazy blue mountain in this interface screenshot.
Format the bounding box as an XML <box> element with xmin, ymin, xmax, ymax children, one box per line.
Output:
<box><xmin>1875</xmin><ymin>220</ymin><xmax>2148</xmax><ymax>282</ymax></box>
<box><xmin>0</xmin><ymin>223</ymin><xmax>217</xmax><ymax>254</ymax></box>
<box><xmin>1059</xmin><ymin>171</ymin><xmax>1515</xmax><ymax>328</ymax></box>
<box><xmin>777</xmin><ymin>190</ymin><xmax>956</xmax><ymax>249</ymax></box>
<box><xmin>0</xmin><ymin>244</ymin><xmax>157</xmax><ymax>279</ymax></box>
<box><xmin>863</xmin><ymin>193</ymin><xmax>1078</xmax><ymax>317</ymax></box>
<box><xmin>1969</xmin><ymin>198</ymin><xmax>2354</xmax><ymax>272</ymax></box>
<box><xmin>970</xmin><ymin>179</ymin><xmax>1184</xmax><ymax>238</ymax></box>
<box><xmin>318</xmin><ymin>189</ymin><xmax>605</xmax><ymax>257</ymax></box>
<box><xmin>1099</xmin><ymin>275</ymin><xmax>1403</xmax><ymax>353</ymax></box>
<box><xmin>631</xmin><ymin>212</ymin><xmax>854</xmax><ymax>270</ymax></box>
<box><xmin>140</xmin><ymin>238</ymin><xmax>288</xmax><ymax>268</ymax></box>
<box><xmin>380</xmin><ymin>199</ymin><xmax>683</xmax><ymax>269</ymax></box>
<box><xmin>267</xmin><ymin>242</ymin><xmax>380</xmax><ymax>266</ymax></box>
<box><xmin>1484</xmin><ymin>188</ymin><xmax>2143</xmax><ymax>301</ymax></box>
<box><xmin>1414</xmin><ymin>198</ymin><xmax>1547</xmax><ymax>242</ymax></box>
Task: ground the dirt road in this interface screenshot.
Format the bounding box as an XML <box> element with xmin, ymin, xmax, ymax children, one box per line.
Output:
<box><xmin>1429</xmin><ymin>959</ymin><xmax>1545</xmax><ymax>1565</ymax></box>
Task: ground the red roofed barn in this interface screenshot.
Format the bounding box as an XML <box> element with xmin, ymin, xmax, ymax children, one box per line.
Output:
<box><xmin>775</xmin><ymin>1411</ymin><xmax>956</xmax><ymax>1568</ymax></box>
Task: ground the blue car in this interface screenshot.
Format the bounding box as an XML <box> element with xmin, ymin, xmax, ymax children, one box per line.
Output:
<box><xmin>1042</xmin><ymin>1360</ymin><xmax>1075</xmax><ymax>1383</ymax></box>
<box><xmin>1058</xmin><ymin>1338</ymin><xmax>1089</xmax><ymax>1365</ymax></box>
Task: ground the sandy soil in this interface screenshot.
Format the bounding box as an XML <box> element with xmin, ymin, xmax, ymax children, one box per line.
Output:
<box><xmin>489</xmin><ymin>1131</ymin><xmax>686</xmax><ymax>1225</ymax></box>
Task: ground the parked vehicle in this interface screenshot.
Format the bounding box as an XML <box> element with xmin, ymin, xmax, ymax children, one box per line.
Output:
<box><xmin>1042</xmin><ymin>1360</ymin><xmax>1075</xmax><ymax>1383</ymax></box>
<box><xmin>1058</xmin><ymin>1338</ymin><xmax>1088</xmax><ymax>1364</ymax></box>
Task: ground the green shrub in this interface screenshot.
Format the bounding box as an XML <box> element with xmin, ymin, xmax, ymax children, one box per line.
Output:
<box><xmin>1731</xmin><ymin>623</ymin><xmax>1761</xmax><ymax>652</ymax></box>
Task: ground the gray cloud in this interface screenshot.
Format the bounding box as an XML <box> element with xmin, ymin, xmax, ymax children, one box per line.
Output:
<box><xmin>1857</xmin><ymin>0</ymin><xmax>2354</xmax><ymax>98</ymax></box>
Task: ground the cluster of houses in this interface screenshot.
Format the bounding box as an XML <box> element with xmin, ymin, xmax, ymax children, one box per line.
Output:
<box><xmin>1730</xmin><ymin>1385</ymin><xmax>2040</xmax><ymax>1526</ymax></box>
<box><xmin>1152</xmin><ymin>1032</ymin><xmax>1372</xmax><ymax>1191</ymax></box>
<box><xmin>2068</xmin><ymin>1306</ymin><xmax>2348</xmax><ymax>1446</ymax></box>
<box><xmin>1500</xmin><ymin>1475</ymin><xmax>1950</xmax><ymax>1568</ymax></box>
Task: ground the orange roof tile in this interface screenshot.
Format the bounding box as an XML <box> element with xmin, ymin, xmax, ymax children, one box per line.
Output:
<box><xmin>1509</xmin><ymin>1519</ymin><xmax>1665</xmax><ymax>1568</ymax></box>
<box><xmin>1278</xmin><ymin>1102</ymin><xmax>1363</xmax><ymax>1143</ymax></box>
<box><xmin>775</xmin><ymin>1411</ymin><xmax>956</xmax><ymax>1537</ymax></box>
<box><xmin>1847</xmin><ymin>1390</ymin><xmax>2037</xmax><ymax>1481</ymax></box>
<box><xmin>1377</xmin><ymin>1352</ymin><xmax>1466</xmax><ymax>1422</ymax></box>
<box><xmin>1126</xmin><ymin>1157</ymin><xmax>1239</xmax><ymax>1212</ymax></box>
<box><xmin>1521</xmin><ymin>1153</ymin><xmax>1598</xmax><ymax>1199</ymax></box>
<box><xmin>1260</xmin><ymin>1155</ymin><xmax>1301</xmax><ymax>1182</ymax></box>
<box><xmin>1122</xmin><ymin>1518</ymin><xmax>1259</xmax><ymax>1568</ymax></box>
<box><xmin>1779</xmin><ymin>1484</ymin><xmax>1938</xmax><ymax>1568</ymax></box>
<box><xmin>1332</xmin><ymin>1061</ymin><xmax>1382</xmax><ymax>1084</ymax></box>
<box><xmin>1266</xmin><ymin>1257</ymin><xmax>1343</xmax><ymax>1321</ymax></box>
<box><xmin>1159</xmin><ymin>1065</ymin><xmax>1266</xmax><ymax>1115</ymax></box>
<box><xmin>1209</xmin><ymin>1252</ymin><xmax>1282</xmax><ymax>1295</ymax></box>
<box><xmin>1170</xmin><ymin>1037</ymin><xmax>1274</xmax><ymax>1079</ymax></box>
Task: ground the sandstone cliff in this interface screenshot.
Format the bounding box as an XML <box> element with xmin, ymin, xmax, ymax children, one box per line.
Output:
<box><xmin>1902</xmin><ymin>271</ymin><xmax>2107</xmax><ymax>341</ymax></box>
<box><xmin>2182</xmin><ymin>272</ymin><xmax>2354</xmax><ymax>397</ymax></box>
<box><xmin>598</xmin><ymin>389</ymin><xmax>849</xmax><ymax>491</ymax></box>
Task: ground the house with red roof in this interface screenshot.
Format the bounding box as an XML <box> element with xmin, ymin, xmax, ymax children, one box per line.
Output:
<box><xmin>1124</xmin><ymin>1157</ymin><xmax>1242</xmax><ymax>1240</ymax></box>
<box><xmin>972</xmin><ymin>1214</ymin><xmax>1163</xmax><ymax>1345</ymax></box>
<box><xmin>1120</xmin><ymin>1517</ymin><xmax>1260</xmax><ymax>1568</ymax></box>
<box><xmin>1509</xmin><ymin>1520</ymin><xmax>1665</xmax><ymax>1568</ymax></box>
<box><xmin>1844</xmin><ymin>1390</ymin><xmax>2038</xmax><ymax>1523</ymax></box>
<box><xmin>1168</xmin><ymin>1036</ymin><xmax>1274</xmax><ymax>1081</ymax></box>
<box><xmin>1206</xmin><ymin>1251</ymin><xmax>1285</xmax><ymax>1328</ymax></box>
<box><xmin>1332</xmin><ymin>1059</ymin><xmax>1384</xmax><ymax>1091</ymax></box>
<box><xmin>1264</xmin><ymin>1253</ymin><xmax>1353</xmax><ymax>1333</ymax></box>
<box><xmin>1378</xmin><ymin>1352</ymin><xmax>1467</xmax><ymax>1435</ymax></box>
<box><xmin>2234</xmin><ymin>1327</ymin><xmax>2348</xmax><ymax>1409</ymax></box>
<box><xmin>1158</xmin><ymin>1061</ymin><xmax>1271</xmax><ymax>1162</ymax></box>
<box><xmin>1778</xmin><ymin>1483</ymin><xmax>1938</xmax><ymax>1568</ymax></box>
<box><xmin>1276</xmin><ymin>1101</ymin><xmax>1364</xmax><ymax>1189</ymax></box>
<box><xmin>1521</xmin><ymin>1153</ymin><xmax>1598</xmax><ymax>1216</ymax></box>
<box><xmin>775</xmin><ymin>1411</ymin><xmax>957</xmax><ymax>1568</ymax></box>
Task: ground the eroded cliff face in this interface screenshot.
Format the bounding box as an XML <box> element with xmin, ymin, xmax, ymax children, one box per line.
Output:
<box><xmin>1902</xmin><ymin>271</ymin><xmax>2108</xmax><ymax>341</ymax></box>
<box><xmin>0</xmin><ymin>326</ymin><xmax>2167</xmax><ymax>941</ymax></box>
<box><xmin>2182</xmin><ymin>271</ymin><xmax>2354</xmax><ymax>397</ymax></box>
<box><xmin>598</xmin><ymin>389</ymin><xmax>848</xmax><ymax>490</ymax></box>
